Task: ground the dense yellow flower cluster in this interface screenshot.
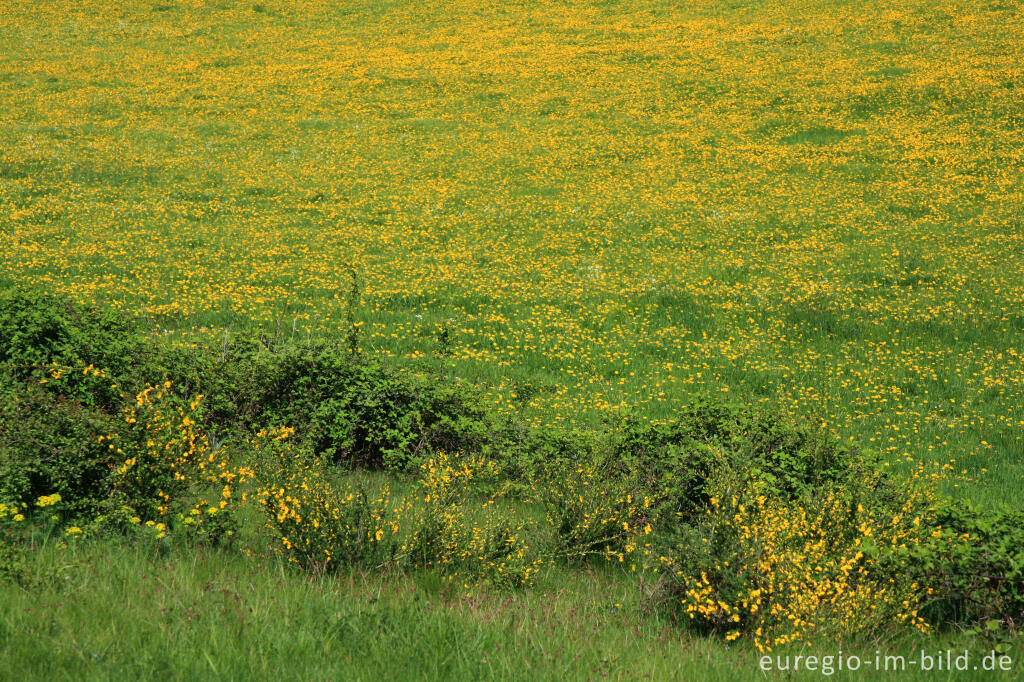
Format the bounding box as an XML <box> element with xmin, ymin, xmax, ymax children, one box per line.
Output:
<box><xmin>0</xmin><ymin>502</ymin><xmax>27</xmax><ymax>525</ymax></box>
<box><xmin>408</xmin><ymin>453</ymin><xmax>542</xmax><ymax>586</ymax></box>
<box><xmin>34</xmin><ymin>494</ymin><xmax>61</xmax><ymax>508</ymax></box>
<box><xmin>114</xmin><ymin>384</ymin><xmax>251</xmax><ymax>539</ymax></box>
<box><xmin>256</xmin><ymin>434</ymin><xmax>404</xmax><ymax>569</ymax></box>
<box><xmin>659</xmin><ymin>473</ymin><xmax>938</xmax><ymax>652</ymax></box>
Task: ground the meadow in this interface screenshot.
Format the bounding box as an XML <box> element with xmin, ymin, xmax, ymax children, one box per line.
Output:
<box><xmin>4</xmin><ymin>0</ymin><xmax>1024</xmax><ymax>498</ymax></box>
<box><xmin>1</xmin><ymin>0</ymin><xmax>1023</xmax><ymax>678</ymax></box>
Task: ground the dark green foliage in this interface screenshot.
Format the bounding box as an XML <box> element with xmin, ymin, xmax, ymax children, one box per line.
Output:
<box><xmin>488</xmin><ymin>420</ymin><xmax>599</xmax><ymax>487</ymax></box>
<box><xmin>144</xmin><ymin>334</ymin><xmax>267</xmax><ymax>432</ymax></box>
<box><xmin>0</xmin><ymin>376</ymin><xmax>118</xmax><ymax>516</ymax></box>
<box><xmin>0</xmin><ymin>289</ymin><xmax>147</xmax><ymax>410</ymax></box>
<box><xmin>908</xmin><ymin>501</ymin><xmax>1024</xmax><ymax>631</ymax></box>
<box><xmin>244</xmin><ymin>342</ymin><xmax>490</xmax><ymax>469</ymax></box>
<box><xmin>0</xmin><ymin>289</ymin><xmax>127</xmax><ymax>371</ymax></box>
<box><xmin>0</xmin><ymin>289</ymin><xmax>493</xmax><ymax>481</ymax></box>
<box><xmin>164</xmin><ymin>338</ymin><xmax>492</xmax><ymax>470</ymax></box>
<box><xmin>610</xmin><ymin>400</ymin><xmax>862</xmax><ymax>524</ymax></box>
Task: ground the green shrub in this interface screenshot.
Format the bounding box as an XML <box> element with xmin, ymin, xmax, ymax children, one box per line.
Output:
<box><xmin>256</xmin><ymin>438</ymin><xmax>541</xmax><ymax>587</ymax></box>
<box><xmin>241</xmin><ymin>341</ymin><xmax>490</xmax><ymax>470</ymax></box>
<box><xmin>103</xmin><ymin>383</ymin><xmax>250</xmax><ymax>547</ymax></box>
<box><xmin>142</xmin><ymin>335</ymin><xmax>266</xmax><ymax>436</ymax></box>
<box><xmin>0</xmin><ymin>376</ymin><xmax>118</xmax><ymax>517</ymax></box>
<box><xmin>644</xmin><ymin>472</ymin><xmax>933</xmax><ymax>651</ymax></box>
<box><xmin>0</xmin><ymin>288</ymin><xmax>495</xmax><ymax>474</ymax></box>
<box><xmin>906</xmin><ymin>501</ymin><xmax>1024</xmax><ymax>631</ymax></box>
<box><xmin>530</xmin><ymin>457</ymin><xmax>651</xmax><ymax>563</ymax></box>
<box><xmin>403</xmin><ymin>452</ymin><xmax>541</xmax><ymax>587</ymax></box>
<box><xmin>610</xmin><ymin>400</ymin><xmax>864</xmax><ymax>526</ymax></box>
<box><xmin>254</xmin><ymin>430</ymin><xmax>405</xmax><ymax>571</ymax></box>
<box><xmin>113</xmin><ymin>331</ymin><xmax>494</xmax><ymax>473</ymax></box>
<box><xmin>0</xmin><ymin>289</ymin><xmax>148</xmax><ymax>410</ymax></box>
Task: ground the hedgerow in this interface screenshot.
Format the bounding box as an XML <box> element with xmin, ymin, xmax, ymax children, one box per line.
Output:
<box><xmin>0</xmin><ymin>288</ymin><xmax>1020</xmax><ymax>650</ymax></box>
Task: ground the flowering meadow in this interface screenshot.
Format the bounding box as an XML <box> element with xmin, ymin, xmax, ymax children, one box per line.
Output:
<box><xmin>1</xmin><ymin>0</ymin><xmax>1023</xmax><ymax>678</ymax></box>
<box><xmin>3</xmin><ymin>0</ymin><xmax>1022</xmax><ymax>499</ymax></box>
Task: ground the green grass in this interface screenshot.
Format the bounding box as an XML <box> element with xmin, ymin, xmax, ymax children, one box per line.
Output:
<box><xmin>1</xmin><ymin>0</ymin><xmax>1022</xmax><ymax>507</ymax></box>
<box><xmin>2</xmin><ymin>0</ymin><xmax>1023</xmax><ymax>676</ymax></box>
<box><xmin>0</xmin><ymin>538</ymin><xmax>728</xmax><ymax>681</ymax></box>
<box><xmin>2</xmin><ymin>537</ymin><xmax>1013</xmax><ymax>682</ymax></box>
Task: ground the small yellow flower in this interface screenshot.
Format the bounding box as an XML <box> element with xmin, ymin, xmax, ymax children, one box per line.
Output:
<box><xmin>36</xmin><ymin>493</ymin><xmax>62</xmax><ymax>507</ymax></box>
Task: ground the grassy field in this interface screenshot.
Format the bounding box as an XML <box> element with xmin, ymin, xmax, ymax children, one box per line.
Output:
<box><xmin>2</xmin><ymin>535</ymin><xmax>1011</xmax><ymax>681</ymax></box>
<box><xmin>3</xmin><ymin>0</ymin><xmax>1023</xmax><ymax>501</ymax></box>
<box><xmin>2</xmin><ymin>0</ymin><xmax>1023</xmax><ymax>677</ymax></box>
<box><xmin>1</xmin><ymin>536</ymin><xmax>738</xmax><ymax>681</ymax></box>
<box><xmin>2</xmin><ymin>0</ymin><xmax>1024</xmax><ymax>499</ymax></box>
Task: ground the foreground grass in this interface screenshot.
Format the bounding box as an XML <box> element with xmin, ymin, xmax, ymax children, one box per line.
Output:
<box><xmin>1</xmin><ymin>539</ymin><xmax>732</xmax><ymax>681</ymax></box>
<box><xmin>2</xmin><ymin>537</ymin><xmax>1013</xmax><ymax>682</ymax></box>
